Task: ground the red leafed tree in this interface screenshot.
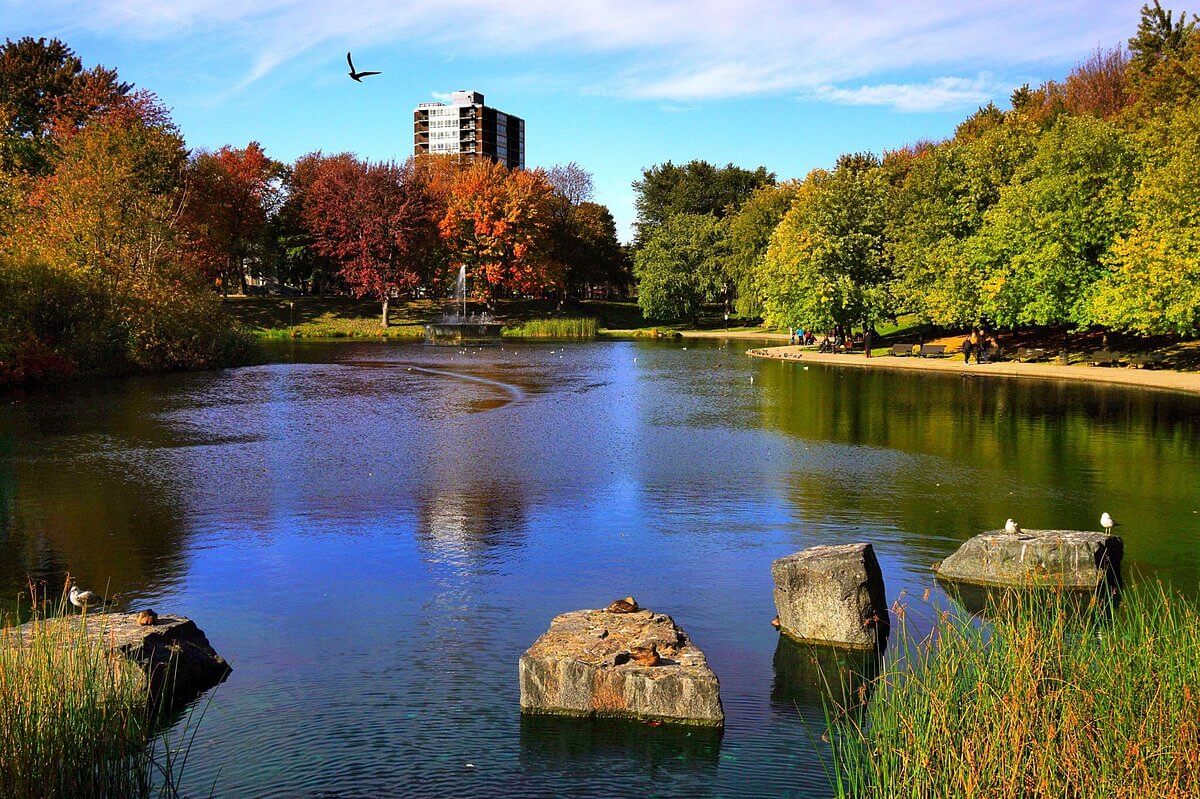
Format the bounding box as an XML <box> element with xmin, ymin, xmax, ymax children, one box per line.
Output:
<box><xmin>298</xmin><ymin>155</ymin><xmax>437</xmax><ymax>326</ymax></box>
<box><xmin>184</xmin><ymin>142</ymin><xmax>280</xmax><ymax>294</ymax></box>
<box><xmin>439</xmin><ymin>159</ymin><xmax>559</xmax><ymax>308</ymax></box>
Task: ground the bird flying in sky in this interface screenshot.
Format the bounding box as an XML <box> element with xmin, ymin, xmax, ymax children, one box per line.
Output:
<box><xmin>346</xmin><ymin>52</ymin><xmax>381</xmax><ymax>82</ymax></box>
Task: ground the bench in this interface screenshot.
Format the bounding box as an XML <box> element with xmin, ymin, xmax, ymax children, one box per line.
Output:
<box><xmin>1128</xmin><ymin>353</ymin><xmax>1165</xmax><ymax>369</ymax></box>
<box><xmin>1015</xmin><ymin>347</ymin><xmax>1048</xmax><ymax>363</ymax></box>
<box><xmin>890</xmin><ymin>344</ymin><xmax>914</xmax><ymax>357</ymax></box>
<box><xmin>1089</xmin><ymin>350</ymin><xmax>1122</xmax><ymax>367</ymax></box>
<box><xmin>919</xmin><ymin>344</ymin><xmax>947</xmax><ymax>358</ymax></box>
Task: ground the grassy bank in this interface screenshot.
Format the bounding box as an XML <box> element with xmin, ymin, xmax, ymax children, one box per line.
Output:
<box><xmin>0</xmin><ymin>594</ymin><xmax>198</xmax><ymax>799</ymax></box>
<box><xmin>224</xmin><ymin>296</ymin><xmax>784</xmax><ymax>340</ymax></box>
<box><xmin>826</xmin><ymin>584</ymin><xmax>1200</xmax><ymax>798</ymax></box>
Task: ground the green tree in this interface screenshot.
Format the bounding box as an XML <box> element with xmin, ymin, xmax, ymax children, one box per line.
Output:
<box><xmin>971</xmin><ymin>115</ymin><xmax>1138</xmax><ymax>328</ymax></box>
<box><xmin>723</xmin><ymin>182</ymin><xmax>798</xmax><ymax>317</ymax></box>
<box><xmin>634</xmin><ymin>213</ymin><xmax>725</xmax><ymax>322</ymax></box>
<box><xmin>1092</xmin><ymin>102</ymin><xmax>1200</xmax><ymax>333</ymax></box>
<box><xmin>760</xmin><ymin>155</ymin><xmax>891</xmax><ymax>332</ymax></box>
<box><xmin>1129</xmin><ymin>1</ymin><xmax>1198</xmax><ymax>74</ymax></box>
<box><xmin>632</xmin><ymin>160</ymin><xmax>773</xmax><ymax>246</ymax></box>
<box><xmin>887</xmin><ymin>118</ymin><xmax>1038</xmax><ymax>326</ymax></box>
<box><xmin>562</xmin><ymin>201</ymin><xmax>629</xmax><ymax>296</ymax></box>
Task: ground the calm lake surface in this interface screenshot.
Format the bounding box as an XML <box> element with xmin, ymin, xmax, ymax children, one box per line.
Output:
<box><xmin>3</xmin><ymin>339</ymin><xmax>1199</xmax><ymax>798</ymax></box>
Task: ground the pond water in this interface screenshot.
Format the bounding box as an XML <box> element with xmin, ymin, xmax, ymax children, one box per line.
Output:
<box><xmin>2</xmin><ymin>339</ymin><xmax>1199</xmax><ymax>798</ymax></box>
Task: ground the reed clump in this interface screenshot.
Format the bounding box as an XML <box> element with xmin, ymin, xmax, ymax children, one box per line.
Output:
<box><xmin>502</xmin><ymin>317</ymin><xmax>597</xmax><ymax>338</ymax></box>
<box><xmin>826</xmin><ymin>583</ymin><xmax>1200</xmax><ymax>799</ymax></box>
<box><xmin>0</xmin><ymin>588</ymin><xmax>200</xmax><ymax>799</ymax></box>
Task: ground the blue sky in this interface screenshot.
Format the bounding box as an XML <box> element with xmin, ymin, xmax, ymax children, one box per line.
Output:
<box><xmin>7</xmin><ymin>1</ymin><xmax>1139</xmax><ymax>240</ymax></box>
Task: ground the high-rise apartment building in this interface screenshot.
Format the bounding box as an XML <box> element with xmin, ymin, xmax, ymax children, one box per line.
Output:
<box><xmin>413</xmin><ymin>90</ymin><xmax>525</xmax><ymax>169</ymax></box>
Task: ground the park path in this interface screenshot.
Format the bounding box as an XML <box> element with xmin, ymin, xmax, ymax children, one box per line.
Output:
<box><xmin>747</xmin><ymin>346</ymin><xmax>1200</xmax><ymax>397</ymax></box>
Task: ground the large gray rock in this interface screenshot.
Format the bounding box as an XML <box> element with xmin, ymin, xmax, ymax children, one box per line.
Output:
<box><xmin>519</xmin><ymin>607</ymin><xmax>723</xmax><ymax>727</ymax></box>
<box><xmin>771</xmin><ymin>543</ymin><xmax>889</xmax><ymax>650</ymax></box>
<box><xmin>12</xmin><ymin>613</ymin><xmax>230</xmax><ymax>705</ymax></box>
<box><xmin>934</xmin><ymin>529</ymin><xmax>1123</xmax><ymax>590</ymax></box>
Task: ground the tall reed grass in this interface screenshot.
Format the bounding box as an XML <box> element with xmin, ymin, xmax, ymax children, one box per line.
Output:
<box><xmin>0</xmin><ymin>586</ymin><xmax>205</xmax><ymax>799</ymax></box>
<box><xmin>502</xmin><ymin>317</ymin><xmax>597</xmax><ymax>338</ymax></box>
<box><xmin>825</xmin><ymin>583</ymin><xmax>1200</xmax><ymax>799</ymax></box>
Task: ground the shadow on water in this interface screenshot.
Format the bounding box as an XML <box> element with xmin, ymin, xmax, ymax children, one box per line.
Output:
<box><xmin>770</xmin><ymin>636</ymin><xmax>881</xmax><ymax>717</ymax></box>
<box><xmin>938</xmin><ymin>578</ymin><xmax>1121</xmax><ymax>620</ymax></box>
<box><xmin>518</xmin><ymin>714</ymin><xmax>722</xmax><ymax>773</ymax></box>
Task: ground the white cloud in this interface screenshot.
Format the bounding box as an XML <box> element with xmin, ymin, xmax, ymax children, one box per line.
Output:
<box><xmin>812</xmin><ymin>75</ymin><xmax>1004</xmax><ymax>113</ymax></box>
<box><xmin>19</xmin><ymin>0</ymin><xmax>1134</xmax><ymax>108</ymax></box>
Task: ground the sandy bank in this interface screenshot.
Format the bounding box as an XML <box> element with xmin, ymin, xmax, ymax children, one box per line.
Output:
<box><xmin>747</xmin><ymin>346</ymin><xmax>1200</xmax><ymax>397</ymax></box>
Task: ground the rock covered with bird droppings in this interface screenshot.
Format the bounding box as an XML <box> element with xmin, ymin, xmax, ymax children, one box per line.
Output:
<box><xmin>771</xmin><ymin>543</ymin><xmax>889</xmax><ymax>650</ymax></box>
<box><xmin>934</xmin><ymin>529</ymin><xmax>1123</xmax><ymax>590</ymax></box>
<box><xmin>519</xmin><ymin>607</ymin><xmax>723</xmax><ymax>727</ymax></box>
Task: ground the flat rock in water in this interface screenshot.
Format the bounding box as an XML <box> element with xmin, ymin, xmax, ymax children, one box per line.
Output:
<box><xmin>12</xmin><ymin>613</ymin><xmax>230</xmax><ymax>704</ymax></box>
<box><xmin>934</xmin><ymin>529</ymin><xmax>1123</xmax><ymax>590</ymax></box>
<box><xmin>519</xmin><ymin>608</ymin><xmax>723</xmax><ymax>727</ymax></box>
<box><xmin>771</xmin><ymin>543</ymin><xmax>889</xmax><ymax>650</ymax></box>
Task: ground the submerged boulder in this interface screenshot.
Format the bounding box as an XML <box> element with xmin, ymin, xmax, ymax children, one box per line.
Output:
<box><xmin>13</xmin><ymin>612</ymin><xmax>230</xmax><ymax>705</ymax></box>
<box><xmin>519</xmin><ymin>607</ymin><xmax>723</xmax><ymax>727</ymax></box>
<box><xmin>771</xmin><ymin>543</ymin><xmax>889</xmax><ymax>650</ymax></box>
<box><xmin>934</xmin><ymin>529</ymin><xmax>1123</xmax><ymax>590</ymax></box>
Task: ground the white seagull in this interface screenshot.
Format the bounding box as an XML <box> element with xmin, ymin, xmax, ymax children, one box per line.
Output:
<box><xmin>1004</xmin><ymin>518</ymin><xmax>1022</xmax><ymax>535</ymax></box>
<box><xmin>68</xmin><ymin>583</ymin><xmax>103</xmax><ymax>611</ymax></box>
<box><xmin>1100</xmin><ymin>512</ymin><xmax>1119</xmax><ymax>532</ymax></box>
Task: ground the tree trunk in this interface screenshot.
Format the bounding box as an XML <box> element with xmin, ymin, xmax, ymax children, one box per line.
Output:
<box><xmin>381</xmin><ymin>297</ymin><xmax>390</xmax><ymax>328</ymax></box>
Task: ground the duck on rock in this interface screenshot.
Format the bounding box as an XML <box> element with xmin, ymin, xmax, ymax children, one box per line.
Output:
<box><xmin>606</xmin><ymin>597</ymin><xmax>639</xmax><ymax>614</ymax></box>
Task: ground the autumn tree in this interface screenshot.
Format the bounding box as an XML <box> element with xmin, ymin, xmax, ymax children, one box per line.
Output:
<box><xmin>269</xmin><ymin>157</ymin><xmax>340</xmax><ymax>294</ymax></box>
<box><xmin>759</xmin><ymin>155</ymin><xmax>891</xmax><ymax>333</ymax></box>
<box><xmin>17</xmin><ymin>93</ymin><xmax>188</xmax><ymax>286</ymax></box>
<box><xmin>439</xmin><ymin>159</ymin><xmax>558</xmax><ymax>308</ymax></box>
<box><xmin>299</xmin><ymin>154</ymin><xmax>438</xmax><ymax>326</ymax></box>
<box><xmin>0</xmin><ymin>37</ymin><xmax>129</xmax><ymax>176</ymax></box>
<box><xmin>184</xmin><ymin>142</ymin><xmax>282</xmax><ymax>294</ymax></box>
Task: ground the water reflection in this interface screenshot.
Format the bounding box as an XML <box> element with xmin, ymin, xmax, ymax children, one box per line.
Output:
<box><xmin>415</xmin><ymin>481</ymin><xmax>528</xmax><ymax>572</ymax></box>
<box><xmin>770</xmin><ymin>636</ymin><xmax>880</xmax><ymax>716</ymax></box>
<box><xmin>518</xmin><ymin>714</ymin><xmax>721</xmax><ymax>776</ymax></box>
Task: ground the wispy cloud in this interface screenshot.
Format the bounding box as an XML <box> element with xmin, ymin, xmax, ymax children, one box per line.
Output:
<box><xmin>19</xmin><ymin>0</ymin><xmax>1133</xmax><ymax>109</ymax></box>
<box><xmin>811</xmin><ymin>75</ymin><xmax>1004</xmax><ymax>113</ymax></box>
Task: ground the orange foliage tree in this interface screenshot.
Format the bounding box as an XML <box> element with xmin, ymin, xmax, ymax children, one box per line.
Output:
<box><xmin>438</xmin><ymin>159</ymin><xmax>559</xmax><ymax>308</ymax></box>
<box><xmin>297</xmin><ymin>154</ymin><xmax>438</xmax><ymax>326</ymax></box>
<box><xmin>184</xmin><ymin>142</ymin><xmax>282</xmax><ymax>294</ymax></box>
<box><xmin>17</xmin><ymin>91</ymin><xmax>188</xmax><ymax>285</ymax></box>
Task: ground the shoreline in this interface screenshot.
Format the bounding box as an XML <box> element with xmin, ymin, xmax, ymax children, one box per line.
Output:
<box><xmin>747</xmin><ymin>345</ymin><xmax>1200</xmax><ymax>397</ymax></box>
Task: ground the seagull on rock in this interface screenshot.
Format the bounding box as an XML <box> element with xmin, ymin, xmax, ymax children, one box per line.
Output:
<box><xmin>1004</xmin><ymin>518</ymin><xmax>1022</xmax><ymax>535</ymax></box>
<box><xmin>68</xmin><ymin>583</ymin><xmax>104</xmax><ymax>611</ymax></box>
<box><xmin>1100</xmin><ymin>512</ymin><xmax>1119</xmax><ymax>532</ymax></box>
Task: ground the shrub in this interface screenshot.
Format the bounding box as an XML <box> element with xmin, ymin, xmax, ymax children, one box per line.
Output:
<box><xmin>502</xmin><ymin>317</ymin><xmax>597</xmax><ymax>338</ymax></box>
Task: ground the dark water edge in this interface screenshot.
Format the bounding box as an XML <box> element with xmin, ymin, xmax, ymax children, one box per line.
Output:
<box><xmin>2</xmin><ymin>338</ymin><xmax>1198</xmax><ymax>798</ymax></box>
